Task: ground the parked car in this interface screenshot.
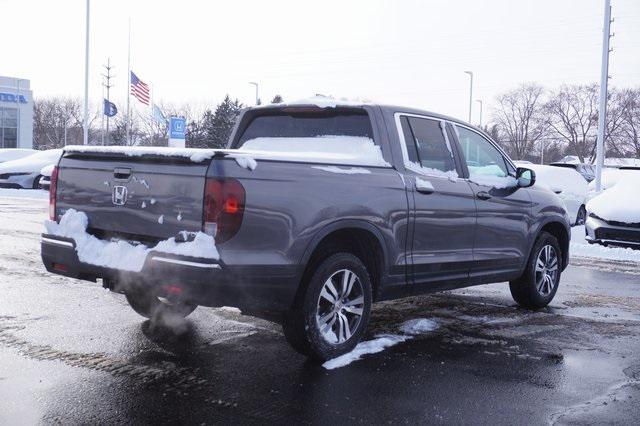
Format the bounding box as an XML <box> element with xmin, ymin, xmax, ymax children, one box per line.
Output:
<box><xmin>515</xmin><ymin>162</ymin><xmax>588</xmax><ymax>225</ymax></box>
<box><xmin>0</xmin><ymin>148</ymin><xmax>35</xmax><ymax>164</ymax></box>
<box><xmin>550</xmin><ymin>162</ymin><xmax>595</xmax><ymax>182</ymax></box>
<box><xmin>41</xmin><ymin>102</ymin><xmax>571</xmax><ymax>361</ymax></box>
<box><xmin>0</xmin><ymin>149</ymin><xmax>62</xmax><ymax>189</ymax></box>
<box><xmin>586</xmin><ymin>173</ymin><xmax>640</xmax><ymax>247</ymax></box>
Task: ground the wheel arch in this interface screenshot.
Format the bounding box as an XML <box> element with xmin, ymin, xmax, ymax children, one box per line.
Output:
<box><xmin>535</xmin><ymin>219</ymin><xmax>570</xmax><ymax>270</ymax></box>
<box><xmin>296</xmin><ymin>220</ymin><xmax>388</xmax><ymax>302</ymax></box>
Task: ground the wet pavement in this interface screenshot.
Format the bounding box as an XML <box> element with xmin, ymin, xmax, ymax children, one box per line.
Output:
<box><xmin>1</xmin><ymin>196</ymin><xmax>639</xmax><ymax>424</ymax></box>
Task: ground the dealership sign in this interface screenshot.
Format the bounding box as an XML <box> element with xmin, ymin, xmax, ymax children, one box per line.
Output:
<box><xmin>0</xmin><ymin>92</ymin><xmax>28</xmax><ymax>103</ymax></box>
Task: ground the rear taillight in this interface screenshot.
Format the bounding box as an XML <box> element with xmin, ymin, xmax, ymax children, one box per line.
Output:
<box><xmin>203</xmin><ymin>178</ymin><xmax>245</xmax><ymax>243</ymax></box>
<box><xmin>49</xmin><ymin>166</ymin><xmax>59</xmax><ymax>221</ymax></box>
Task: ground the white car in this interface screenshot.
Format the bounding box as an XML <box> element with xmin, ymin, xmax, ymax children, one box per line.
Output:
<box><xmin>0</xmin><ymin>148</ymin><xmax>35</xmax><ymax>164</ymax></box>
<box><xmin>0</xmin><ymin>149</ymin><xmax>62</xmax><ymax>189</ymax></box>
<box><xmin>516</xmin><ymin>162</ymin><xmax>588</xmax><ymax>225</ymax></box>
<box><xmin>586</xmin><ymin>172</ymin><xmax>640</xmax><ymax>247</ymax></box>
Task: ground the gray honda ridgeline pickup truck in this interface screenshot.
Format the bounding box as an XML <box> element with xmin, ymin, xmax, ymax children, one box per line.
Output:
<box><xmin>41</xmin><ymin>102</ymin><xmax>571</xmax><ymax>361</ymax></box>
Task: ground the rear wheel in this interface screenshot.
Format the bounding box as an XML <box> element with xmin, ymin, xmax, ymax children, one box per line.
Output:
<box><xmin>283</xmin><ymin>253</ymin><xmax>372</xmax><ymax>361</ymax></box>
<box><xmin>509</xmin><ymin>232</ymin><xmax>562</xmax><ymax>309</ymax></box>
<box><xmin>124</xmin><ymin>285</ymin><xmax>197</xmax><ymax>320</ymax></box>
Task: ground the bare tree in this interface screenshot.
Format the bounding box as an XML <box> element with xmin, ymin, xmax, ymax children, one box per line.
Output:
<box><xmin>492</xmin><ymin>83</ymin><xmax>548</xmax><ymax>160</ymax></box>
<box><xmin>616</xmin><ymin>88</ymin><xmax>640</xmax><ymax>158</ymax></box>
<box><xmin>544</xmin><ymin>84</ymin><xmax>599</xmax><ymax>163</ymax></box>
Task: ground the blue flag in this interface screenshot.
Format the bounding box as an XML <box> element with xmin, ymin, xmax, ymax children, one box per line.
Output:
<box><xmin>152</xmin><ymin>104</ymin><xmax>167</xmax><ymax>123</ymax></box>
<box><xmin>103</xmin><ymin>99</ymin><xmax>117</xmax><ymax>117</ymax></box>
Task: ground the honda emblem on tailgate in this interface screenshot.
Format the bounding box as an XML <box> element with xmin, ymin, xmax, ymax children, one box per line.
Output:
<box><xmin>112</xmin><ymin>186</ymin><xmax>128</xmax><ymax>205</ymax></box>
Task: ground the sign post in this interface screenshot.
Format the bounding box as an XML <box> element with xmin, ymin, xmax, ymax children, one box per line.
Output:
<box><xmin>168</xmin><ymin>117</ymin><xmax>186</xmax><ymax>148</ymax></box>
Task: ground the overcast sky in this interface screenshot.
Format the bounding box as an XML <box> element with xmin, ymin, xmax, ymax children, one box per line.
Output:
<box><xmin>2</xmin><ymin>0</ymin><xmax>639</xmax><ymax>123</ymax></box>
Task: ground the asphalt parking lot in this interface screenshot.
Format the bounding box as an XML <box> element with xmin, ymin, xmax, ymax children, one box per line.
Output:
<box><xmin>1</xmin><ymin>196</ymin><xmax>639</xmax><ymax>425</ymax></box>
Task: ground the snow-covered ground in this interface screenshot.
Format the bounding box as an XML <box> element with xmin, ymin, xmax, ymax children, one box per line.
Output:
<box><xmin>0</xmin><ymin>188</ymin><xmax>49</xmax><ymax>199</ymax></box>
<box><xmin>571</xmin><ymin>225</ymin><xmax>640</xmax><ymax>262</ymax></box>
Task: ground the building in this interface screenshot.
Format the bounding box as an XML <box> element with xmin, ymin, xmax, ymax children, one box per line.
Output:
<box><xmin>0</xmin><ymin>76</ymin><xmax>33</xmax><ymax>149</ymax></box>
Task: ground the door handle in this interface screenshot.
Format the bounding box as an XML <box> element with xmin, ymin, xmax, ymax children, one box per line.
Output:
<box><xmin>476</xmin><ymin>191</ymin><xmax>492</xmax><ymax>200</ymax></box>
<box><xmin>113</xmin><ymin>167</ymin><xmax>132</xmax><ymax>181</ymax></box>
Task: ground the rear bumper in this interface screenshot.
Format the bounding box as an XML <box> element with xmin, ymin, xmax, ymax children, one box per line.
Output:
<box><xmin>585</xmin><ymin>216</ymin><xmax>640</xmax><ymax>247</ymax></box>
<box><xmin>41</xmin><ymin>234</ymin><xmax>299</xmax><ymax>318</ymax></box>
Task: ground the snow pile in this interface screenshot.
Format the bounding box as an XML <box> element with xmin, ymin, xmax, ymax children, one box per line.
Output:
<box><xmin>415</xmin><ymin>177</ymin><xmax>434</xmax><ymax>192</ymax></box>
<box><xmin>399</xmin><ymin>318</ymin><xmax>438</xmax><ymax>335</ymax></box>
<box><xmin>311</xmin><ymin>165</ymin><xmax>371</xmax><ymax>175</ymax></box>
<box><xmin>405</xmin><ymin>162</ymin><xmax>458</xmax><ymax>180</ymax></box>
<box><xmin>323</xmin><ymin>317</ymin><xmax>439</xmax><ymax>370</ymax></box>
<box><xmin>233</xmin><ymin>155</ymin><xmax>257</xmax><ymax>171</ymax></box>
<box><xmin>322</xmin><ymin>335</ymin><xmax>410</xmax><ymax>370</ymax></box>
<box><xmin>44</xmin><ymin>209</ymin><xmax>218</xmax><ymax>272</ymax></box>
<box><xmin>587</xmin><ymin>173</ymin><xmax>640</xmax><ymax>224</ymax></box>
<box><xmin>64</xmin><ymin>145</ymin><xmax>216</xmax><ymax>163</ymax></box>
<box><xmin>239</xmin><ymin>136</ymin><xmax>390</xmax><ymax>167</ymax></box>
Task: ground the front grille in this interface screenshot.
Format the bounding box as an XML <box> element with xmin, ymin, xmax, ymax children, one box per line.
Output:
<box><xmin>603</xmin><ymin>219</ymin><xmax>640</xmax><ymax>229</ymax></box>
<box><xmin>596</xmin><ymin>227</ymin><xmax>640</xmax><ymax>244</ymax></box>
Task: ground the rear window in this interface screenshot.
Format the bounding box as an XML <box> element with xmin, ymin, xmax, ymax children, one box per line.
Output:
<box><xmin>236</xmin><ymin>110</ymin><xmax>373</xmax><ymax>146</ymax></box>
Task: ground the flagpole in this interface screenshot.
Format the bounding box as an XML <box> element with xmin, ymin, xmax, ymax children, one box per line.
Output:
<box><xmin>83</xmin><ymin>0</ymin><xmax>90</xmax><ymax>145</ymax></box>
<box><xmin>126</xmin><ymin>18</ymin><xmax>131</xmax><ymax>145</ymax></box>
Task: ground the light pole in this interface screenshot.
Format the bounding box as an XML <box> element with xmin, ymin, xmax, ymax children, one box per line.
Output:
<box><xmin>83</xmin><ymin>0</ymin><xmax>90</xmax><ymax>145</ymax></box>
<box><xmin>249</xmin><ymin>82</ymin><xmax>259</xmax><ymax>105</ymax></box>
<box><xmin>595</xmin><ymin>0</ymin><xmax>613</xmax><ymax>192</ymax></box>
<box><xmin>464</xmin><ymin>71</ymin><xmax>473</xmax><ymax>123</ymax></box>
<box><xmin>476</xmin><ymin>99</ymin><xmax>483</xmax><ymax>127</ymax></box>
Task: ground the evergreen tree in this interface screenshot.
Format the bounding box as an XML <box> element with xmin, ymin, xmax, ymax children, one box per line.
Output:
<box><xmin>201</xmin><ymin>95</ymin><xmax>243</xmax><ymax>148</ymax></box>
<box><xmin>271</xmin><ymin>94</ymin><xmax>283</xmax><ymax>104</ymax></box>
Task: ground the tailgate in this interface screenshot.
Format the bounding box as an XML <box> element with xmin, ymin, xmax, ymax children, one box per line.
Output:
<box><xmin>56</xmin><ymin>153</ymin><xmax>209</xmax><ymax>242</ymax></box>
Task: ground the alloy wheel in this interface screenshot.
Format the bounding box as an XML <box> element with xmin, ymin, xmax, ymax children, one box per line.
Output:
<box><xmin>315</xmin><ymin>269</ymin><xmax>365</xmax><ymax>344</ymax></box>
<box><xmin>535</xmin><ymin>244</ymin><xmax>558</xmax><ymax>296</ymax></box>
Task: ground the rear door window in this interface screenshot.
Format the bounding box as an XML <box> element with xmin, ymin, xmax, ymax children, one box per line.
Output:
<box><xmin>399</xmin><ymin>115</ymin><xmax>458</xmax><ymax>177</ymax></box>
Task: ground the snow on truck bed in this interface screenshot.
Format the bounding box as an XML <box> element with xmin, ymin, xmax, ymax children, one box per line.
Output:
<box><xmin>63</xmin><ymin>136</ymin><xmax>390</xmax><ymax>168</ymax></box>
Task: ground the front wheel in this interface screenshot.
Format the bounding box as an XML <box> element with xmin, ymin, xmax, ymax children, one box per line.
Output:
<box><xmin>283</xmin><ymin>253</ymin><xmax>372</xmax><ymax>361</ymax></box>
<box><xmin>575</xmin><ymin>205</ymin><xmax>586</xmax><ymax>226</ymax></box>
<box><xmin>509</xmin><ymin>232</ymin><xmax>562</xmax><ymax>309</ymax></box>
<box><xmin>124</xmin><ymin>285</ymin><xmax>197</xmax><ymax>320</ymax></box>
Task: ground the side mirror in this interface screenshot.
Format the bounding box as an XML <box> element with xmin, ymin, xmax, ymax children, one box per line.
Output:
<box><xmin>516</xmin><ymin>167</ymin><xmax>536</xmax><ymax>188</ymax></box>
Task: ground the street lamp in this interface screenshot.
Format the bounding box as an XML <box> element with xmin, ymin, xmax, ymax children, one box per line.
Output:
<box><xmin>464</xmin><ymin>71</ymin><xmax>473</xmax><ymax>123</ymax></box>
<box><xmin>476</xmin><ymin>99</ymin><xmax>483</xmax><ymax>127</ymax></box>
<box><xmin>249</xmin><ymin>82</ymin><xmax>259</xmax><ymax>105</ymax></box>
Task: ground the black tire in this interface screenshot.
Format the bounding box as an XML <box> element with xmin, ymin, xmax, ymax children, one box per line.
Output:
<box><xmin>283</xmin><ymin>253</ymin><xmax>373</xmax><ymax>361</ymax></box>
<box><xmin>509</xmin><ymin>232</ymin><xmax>562</xmax><ymax>309</ymax></box>
<box><xmin>575</xmin><ymin>205</ymin><xmax>586</xmax><ymax>226</ymax></box>
<box><xmin>124</xmin><ymin>285</ymin><xmax>197</xmax><ymax>320</ymax></box>
<box><xmin>32</xmin><ymin>175</ymin><xmax>42</xmax><ymax>189</ymax></box>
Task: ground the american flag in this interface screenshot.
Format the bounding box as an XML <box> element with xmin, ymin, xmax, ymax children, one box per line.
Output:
<box><xmin>130</xmin><ymin>71</ymin><xmax>150</xmax><ymax>105</ymax></box>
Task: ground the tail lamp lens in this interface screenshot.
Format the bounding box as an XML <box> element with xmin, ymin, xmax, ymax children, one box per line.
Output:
<box><xmin>203</xmin><ymin>178</ymin><xmax>245</xmax><ymax>243</ymax></box>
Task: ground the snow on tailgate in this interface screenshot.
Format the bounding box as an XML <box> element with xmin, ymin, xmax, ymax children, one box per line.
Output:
<box><xmin>45</xmin><ymin>209</ymin><xmax>219</xmax><ymax>272</ymax></box>
<box><xmin>63</xmin><ymin>145</ymin><xmax>217</xmax><ymax>163</ymax></box>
